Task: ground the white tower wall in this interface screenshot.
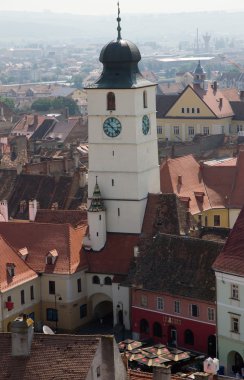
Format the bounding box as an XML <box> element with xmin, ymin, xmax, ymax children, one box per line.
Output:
<box><xmin>88</xmin><ymin>210</ymin><xmax>106</xmax><ymax>251</ymax></box>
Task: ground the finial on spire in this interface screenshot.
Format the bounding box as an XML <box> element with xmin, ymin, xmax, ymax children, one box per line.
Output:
<box><xmin>117</xmin><ymin>1</ymin><xmax>122</xmax><ymax>41</ymax></box>
<box><xmin>95</xmin><ymin>175</ymin><xmax>98</xmax><ymax>185</ymax></box>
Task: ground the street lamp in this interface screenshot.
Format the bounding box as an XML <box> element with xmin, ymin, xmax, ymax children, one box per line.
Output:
<box><xmin>54</xmin><ymin>294</ymin><xmax>62</xmax><ymax>332</ymax></box>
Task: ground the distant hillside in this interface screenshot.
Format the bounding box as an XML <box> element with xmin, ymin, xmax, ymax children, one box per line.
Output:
<box><xmin>0</xmin><ymin>11</ymin><xmax>244</xmax><ymax>45</ymax></box>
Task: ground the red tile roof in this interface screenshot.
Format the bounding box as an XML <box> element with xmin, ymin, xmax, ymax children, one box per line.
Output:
<box><xmin>84</xmin><ymin>233</ymin><xmax>139</xmax><ymax>275</ymax></box>
<box><xmin>161</xmin><ymin>153</ymin><xmax>244</xmax><ymax>212</ymax></box>
<box><xmin>229</xmin><ymin>151</ymin><xmax>244</xmax><ymax>208</ymax></box>
<box><xmin>0</xmin><ymin>235</ymin><xmax>37</xmax><ymax>292</ymax></box>
<box><xmin>192</xmin><ymin>83</ymin><xmax>234</xmax><ymax>118</ymax></box>
<box><xmin>0</xmin><ymin>333</ymin><xmax>100</xmax><ymax>380</ymax></box>
<box><xmin>202</xmin><ymin>165</ymin><xmax>234</xmax><ymax>208</ymax></box>
<box><xmin>0</xmin><ymin>222</ymin><xmax>88</xmax><ymax>274</ymax></box>
<box><xmin>213</xmin><ymin>207</ymin><xmax>244</xmax><ymax>275</ymax></box>
<box><xmin>160</xmin><ymin>155</ymin><xmax>211</xmax><ymax>214</ymax></box>
<box><xmin>35</xmin><ymin>209</ymin><xmax>87</xmax><ymax>227</ymax></box>
<box><xmin>221</xmin><ymin>88</ymin><xmax>240</xmax><ymax>101</ymax></box>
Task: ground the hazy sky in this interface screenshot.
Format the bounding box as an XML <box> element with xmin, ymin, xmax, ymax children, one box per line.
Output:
<box><xmin>0</xmin><ymin>0</ymin><xmax>244</xmax><ymax>14</ymax></box>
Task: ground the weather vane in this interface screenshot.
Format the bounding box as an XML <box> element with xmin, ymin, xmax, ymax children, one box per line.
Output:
<box><xmin>117</xmin><ymin>1</ymin><xmax>122</xmax><ymax>41</ymax></box>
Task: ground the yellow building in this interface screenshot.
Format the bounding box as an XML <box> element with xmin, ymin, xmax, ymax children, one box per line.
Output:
<box><xmin>157</xmin><ymin>61</ymin><xmax>234</xmax><ymax>142</ymax></box>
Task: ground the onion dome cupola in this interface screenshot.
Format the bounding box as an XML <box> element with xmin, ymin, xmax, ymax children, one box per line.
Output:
<box><xmin>193</xmin><ymin>60</ymin><xmax>206</xmax><ymax>85</ymax></box>
<box><xmin>88</xmin><ymin>2</ymin><xmax>154</xmax><ymax>89</ymax></box>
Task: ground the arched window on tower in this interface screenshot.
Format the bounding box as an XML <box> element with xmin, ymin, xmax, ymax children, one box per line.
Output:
<box><xmin>143</xmin><ymin>90</ymin><xmax>148</xmax><ymax>108</ymax></box>
<box><xmin>104</xmin><ymin>276</ymin><xmax>112</xmax><ymax>285</ymax></box>
<box><xmin>92</xmin><ymin>275</ymin><xmax>100</xmax><ymax>284</ymax></box>
<box><xmin>184</xmin><ymin>329</ymin><xmax>194</xmax><ymax>345</ymax></box>
<box><xmin>107</xmin><ymin>92</ymin><xmax>116</xmax><ymax>110</ymax></box>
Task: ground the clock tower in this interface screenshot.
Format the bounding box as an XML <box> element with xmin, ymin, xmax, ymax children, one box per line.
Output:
<box><xmin>86</xmin><ymin>4</ymin><xmax>160</xmax><ymax>237</ymax></box>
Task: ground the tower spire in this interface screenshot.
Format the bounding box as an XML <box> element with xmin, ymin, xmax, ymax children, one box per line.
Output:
<box><xmin>117</xmin><ymin>1</ymin><xmax>122</xmax><ymax>41</ymax></box>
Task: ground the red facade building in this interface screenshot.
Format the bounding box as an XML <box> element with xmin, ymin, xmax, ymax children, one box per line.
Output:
<box><xmin>132</xmin><ymin>289</ymin><xmax>216</xmax><ymax>355</ymax></box>
<box><xmin>128</xmin><ymin>233</ymin><xmax>223</xmax><ymax>355</ymax></box>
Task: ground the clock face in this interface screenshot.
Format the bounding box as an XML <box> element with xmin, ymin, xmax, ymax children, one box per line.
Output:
<box><xmin>142</xmin><ymin>115</ymin><xmax>150</xmax><ymax>135</ymax></box>
<box><xmin>103</xmin><ymin>117</ymin><xmax>122</xmax><ymax>138</ymax></box>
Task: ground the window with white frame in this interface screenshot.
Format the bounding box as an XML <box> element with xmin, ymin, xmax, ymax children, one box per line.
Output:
<box><xmin>190</xmin><ymin>304</ymin><xmax>199</xmax><ymax>317</ymax></box>
<box><xmin>203</xmin><ymin>127</ymin><xmax>210</xmax><ymax>135</ymax></box>
<box><xmin>173</xmin><ymin>126</ymin><xmax>179</xmax><ymax>135</ymax></box>
<box><xmin>237</xmin><ymin>125</ymin><xmax>244</xmax><ymax>132</ymax></box>
<box><xmin>231</xmin><ymin>284</ymin><xmax>239</xmax><ymax>300</ymax></box>
<box><xmin>188</xmin><ymin>126</ymin><xmax>195</xmax><ymax>136</ymax></box>
<box><xmin>157</xmin><ymin>126</ymin><xmax>162</xmax><ymax>135</ymax></box>
<box><xmin>208</xmin><ymin>308</ymin><xmax>215</xmax><ymax>321</ymax></box>
<box><xmin>156</xmin><ymin>297</ymin><xmax>164</xmax><ymax>310</ymax></box>
<box><xmin>174</xmin><ymin>300</ymin><xmax>180</xmax><ymax>314</ymax></box>
<box><xmin>231</xmin><ymin>316</ymin><xmax>239</xmax><ymax>333</ymax></box>
<box><xmin>141</xmin><ymin>294</ymin><xmax>148</xmax><ymax>307</ymax></box>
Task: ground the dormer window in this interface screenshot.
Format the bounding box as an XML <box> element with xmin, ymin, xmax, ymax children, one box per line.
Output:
<box><xmin>107</xmin><ymin>92</ymin><xmax>115</xmax><ymax>110</ymax></box>
<box><xmin>18</xmin><ymin>247</ymin><xmax>28</xmax><ymax>261</ymax></box>
<box><xmin>46</xmin><ymin>249</ymin><xmax>58</xmax><ymax>265</ymax></box>
<box><xmin>194</xmin><ymin>192</ymin><xmax>205</xmax><ymax>203</ymax></box>
<box><xmin>6</xmin><ymin>263</ymin><xmax>16</xmax><ymax>277</ymax></box>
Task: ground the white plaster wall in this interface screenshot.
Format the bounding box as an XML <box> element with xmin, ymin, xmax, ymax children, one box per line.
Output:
<box><xmin>88</xmin><ymin>210</ymin><xmax>106</xmax><ymax>251</ymax></box>
<box><xmin>40</xmin><ymin>271</ymin><xmax>87</xmax><ymax>304</ymax></box>
<box><xmin>229</xmin><ymin>208</ymin><xmax>241</xmax><ymax>228</ymax></box>
<box><xmin>215</xmin><ymin>272</ymin><xmax>244</xmax><ymax>369</ymax></box>
<box><xmin>89</xmin><ymin>140</ymin><xmax>159</xmax><ymax>174</ymax></box>
<box><xmin>1</xmin><ymin>277</ymin><xmax>40</xmax><ymax>323</ymax></box>
<box><xmin>86</xmin><ymin>273</ymin><xmax>113</xmax><ymax>300</ymax></box>
<box><xmin>104</xmin><ymin>198</ymin><xmax>147</xmax><ymax>233</ymax></box>
<box><xmin>112</xmin><ymin>284</ymin><xmax>131</xmax><ymax>330</ymax></box>
<box><xmin>87</xmin><ymin>86</ymin><xmax>156</xmax><ymax>116</ymax></box>
<box><xmin>88</xmin><ymin>167</ymin><xmax>159</xmax><ymax>200</ymax></box>
<box><xmin>87</xmin><ymin>342</ymin><xmax>102</xmax><ymax>380</ymax></box>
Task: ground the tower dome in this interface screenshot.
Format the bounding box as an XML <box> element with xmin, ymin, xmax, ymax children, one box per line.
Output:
<box><xmin>193</xmin><ymin>60</ymin><xmax>206</xmax><ymax>85</ymax></box>
<box><xmin>99</xmin><ymin>39</ymin><xmax>141</xmax><ymax>64</ymax></box>
<box><xmin>88</xmin><ymin>3</ymin><xmax>154</xmax><ymax>89</ymax></box>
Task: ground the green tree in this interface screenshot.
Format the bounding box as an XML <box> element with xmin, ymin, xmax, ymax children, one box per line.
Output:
<box><xmin>31</xmin><ymin>98</ymin><xmax>52</xmax><ymax>112</ymax></box>
<box><xmin>51</xmin><ymin>96</ymin><xmax>79</xmax><ymax>116</ymax></box>
<box><xmin>0</xmin><ymin>97</ymin><xmax>15</xmax><ymax>110</ymax></box>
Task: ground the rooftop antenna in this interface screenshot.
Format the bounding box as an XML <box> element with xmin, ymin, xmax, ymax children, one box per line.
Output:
<box><xmin>196</xmin><ymin>28</ymin><xmax>199</xmax><ymax>52</ymax></box>
<box><xmin>117</xmin><ymin>1</ymin><xmax>122</xmax><ymax>41</ymax></box>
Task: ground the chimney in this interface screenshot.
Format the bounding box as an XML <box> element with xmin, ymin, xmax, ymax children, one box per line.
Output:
<box><xmin>11</xmin><ymin>314</ymin><xmax>34</xmax><ymax>357</ymax></box>
<box><xmin>64</xmin><ymin>106</ymin><xmax>69</xmax><ymax>120</ymax></box>
<box><xmin>178</xmin><ymin>175</ymin><xmax>182</xmax><ymax>185</ymax></box>
<box><xmin>79</xmin><ymin>169</ymin><xmax>87</xmax><ymax>188</ymax></box>
<box><xmin>213</xmin><ymin>81</ymin><xmax>217</xmax><ymax>91</ymax></box>
<box><xmin>0</xmin><ymin>200</ymin><xmax>8</xmax><ymax>222</ymax></box>
<box><xmin>0</xmin><ymin>107</ymin><xmax>6</xmax><ymax>122</ymax></box>
<box><xmin>73</xmin><ymin>150</ymin><xmax>79</xmax><ymax>169</ymax></box>
<box><xmin>64</xmin><ymin>156</ymin><xmax>69</xmax><ymax>173</ymax></box>
<box><xmin>153</xmin><ymin>365</ymin><xmax>172</xmax><ymax>380</ymax></box>
<box><xmin>29</xmin><ymin>199</ymin><xmax>38</xmax><ymax>222</ymax></box>
<box><xmin>33</xmin><ymin>114</ymin><xmax>38</xmax><ymax>128</ymax></box>
<box><xmin>219</xmin><ymin>97</ymin><xmax>223</xmax><ymax>108</ymax></box>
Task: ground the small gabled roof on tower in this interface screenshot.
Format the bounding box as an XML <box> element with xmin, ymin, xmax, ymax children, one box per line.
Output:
<box><xmin>88</xmin><ymin>181</ymin><xmax>105</xmax><ymax>212</ymax></box>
